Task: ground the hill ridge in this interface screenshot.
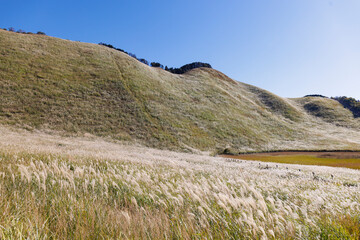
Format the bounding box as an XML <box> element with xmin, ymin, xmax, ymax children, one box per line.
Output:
<box><xmin>1</xmin><ymin>29</ymin><xmax>360</xmax><ymax>152</ymax></box>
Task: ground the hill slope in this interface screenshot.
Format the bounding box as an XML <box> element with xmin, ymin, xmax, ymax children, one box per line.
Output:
<box><xmin>1</xmin><ymin>29</ymin><xmax>360</xmax><ymax>152</ymax></box>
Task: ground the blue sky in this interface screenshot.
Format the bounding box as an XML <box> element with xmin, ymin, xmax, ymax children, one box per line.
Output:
<box><xmin>2</xmin><ymin>0</ymin><xmax>360</xmax><ymax>99</ymax></box>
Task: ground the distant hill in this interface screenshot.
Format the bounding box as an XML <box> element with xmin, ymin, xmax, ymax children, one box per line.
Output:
<box><xmin>332</xmin><ymin>96</ymin><xmax>360</xmax><ymax>118</ymax></box>
<box><xmin>1</xmin><ymin>29</ymin><xmax>360</xmax><ymax>152</ymax></box>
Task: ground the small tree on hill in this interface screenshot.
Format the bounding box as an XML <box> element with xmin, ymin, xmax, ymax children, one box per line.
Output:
<box><xmin>128</xmin><ymin>53</ymin><xmax>137</xmax><ymax>59</ymax></box>
<box><xmin>151</xmin><ymin>62</ymin><xmax>164</xmax><ymax>69</ymax></box>
<box><xmin>139</xmin><ymin>58</ymin><xmax>149</xmax><ymax>65</ymax></box>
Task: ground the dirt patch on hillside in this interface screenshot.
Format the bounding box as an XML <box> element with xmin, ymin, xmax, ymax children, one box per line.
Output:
<box><xmin>222</xmin><ymin>151</ymin><xmax>360</xmax><ymax>159</ymax></box>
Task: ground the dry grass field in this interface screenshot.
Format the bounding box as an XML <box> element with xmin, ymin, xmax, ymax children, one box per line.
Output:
<box><xmin>0</xmin><ymin>126</ymin><xmax>359</xmax><ymax>239</ymax></box>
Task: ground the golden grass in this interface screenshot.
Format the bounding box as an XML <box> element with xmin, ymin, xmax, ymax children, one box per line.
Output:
<box><xmin>225</xmin><ymin>154</ymin><xmax>360</xmax><ymax>170</ymax></box>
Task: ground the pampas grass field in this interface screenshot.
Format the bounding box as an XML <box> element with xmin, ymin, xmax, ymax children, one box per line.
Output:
<box><xmin>0</xmin><ymin>126</ymin><xmax>359</xmax><ymax>239</ymax></box>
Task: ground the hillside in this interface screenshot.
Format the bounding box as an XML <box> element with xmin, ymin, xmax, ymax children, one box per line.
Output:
<box><xmin>1</xmin><ymin>29</ymin><xmax>360</xmax><ymax>152</ymax></box>
<box><xmin>294</xmin><ymin>96</ymin><xmax>360</xmax><ymax>128</ymax></box>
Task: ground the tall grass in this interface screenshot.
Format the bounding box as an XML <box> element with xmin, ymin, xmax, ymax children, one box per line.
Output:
<box><xmin>0</xmin><ymin>130</ymin><xmax>359</xmax><ymax>239</ymax></box>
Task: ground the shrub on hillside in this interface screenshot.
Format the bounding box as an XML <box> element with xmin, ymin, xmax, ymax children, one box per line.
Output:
<box><xmin>1</xmin><ymin>27</ymin><xmax>34</xmax><ymax>34</ymax></box>
<box><xmin>98</xmin><ymin>42</ymin><xmax>151</xmax><ymax>65</ymax></box>
<box><xmin>332</xmin><ymin>96</ymin><xmax>360</xmax><ymax>118</ymax></box>
<box><xmin>304</xmin><ymin>94</ymin><xmax>328</xmax><ymax>98</ymax></box>
<box><xmin>167</xmin><ymin>62</ymin><xmax>212</xmax><ymax>74</ymax></box>
<box><xmin>128</xmin><ymin>53</ymin><xmax>137</xmax><ymax>58</ymax></box>
<box><xmin>99</xmin><ymin>42</ymin><xmax>127</xmax><ymax>54</ymax></box>
<box><xmin>151</xmin><ymin>62</ymin><xmax>164</xmax><ymax>69</ymax></box>
<box><xmin>138</xmin><ymin>58</ymin><xmax>149</xmax><ymax>65</ymax></box>
<box><xmin>97</xmin><ymin>43</ymin><xmax>211</xmax><ymax>73</ymax></box>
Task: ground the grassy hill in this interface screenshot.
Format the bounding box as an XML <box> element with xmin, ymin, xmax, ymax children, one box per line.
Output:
<box><xmin>1</xmin><ymin>29</ymin><xmax>360</xmax><ymax>152</ymax></box>
<box><xmin>294</xmin><ymin>96</ymin><xmax>360</xmax><ymax>127</ymax></box>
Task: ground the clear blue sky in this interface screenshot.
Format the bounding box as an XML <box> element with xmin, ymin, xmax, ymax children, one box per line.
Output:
<box><xmin>2</xmin><ymin>0</ymin><xmax>360</xmax><ymax>99</ymax></box>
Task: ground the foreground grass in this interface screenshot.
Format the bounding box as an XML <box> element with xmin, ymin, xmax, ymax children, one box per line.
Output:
<box><xmin>0</xmin><ymin>144</ymin><xmax>360</xmax><ymax>239</ymax></box>
<box><xmin>225</xmin><ymin>154</ymin><xmax>360</xmax><ymax>170</ymax></box>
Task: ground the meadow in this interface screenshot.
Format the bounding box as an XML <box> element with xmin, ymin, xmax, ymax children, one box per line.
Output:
<box><xmin>0</xmin><ymin>126</ymin><xmax>359</xmax><ymax>239</ymax></box>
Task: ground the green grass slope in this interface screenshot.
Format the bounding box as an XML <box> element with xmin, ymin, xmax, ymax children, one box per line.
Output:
<box><xmin>1</xmin><ymin>29</ymin><xmax>360</xmax><ymax>152</ymax></box>
<box><xmin>294</xmin><ymin>97</ymin><xmax>360</xmax><ymax>128</ymax></box>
